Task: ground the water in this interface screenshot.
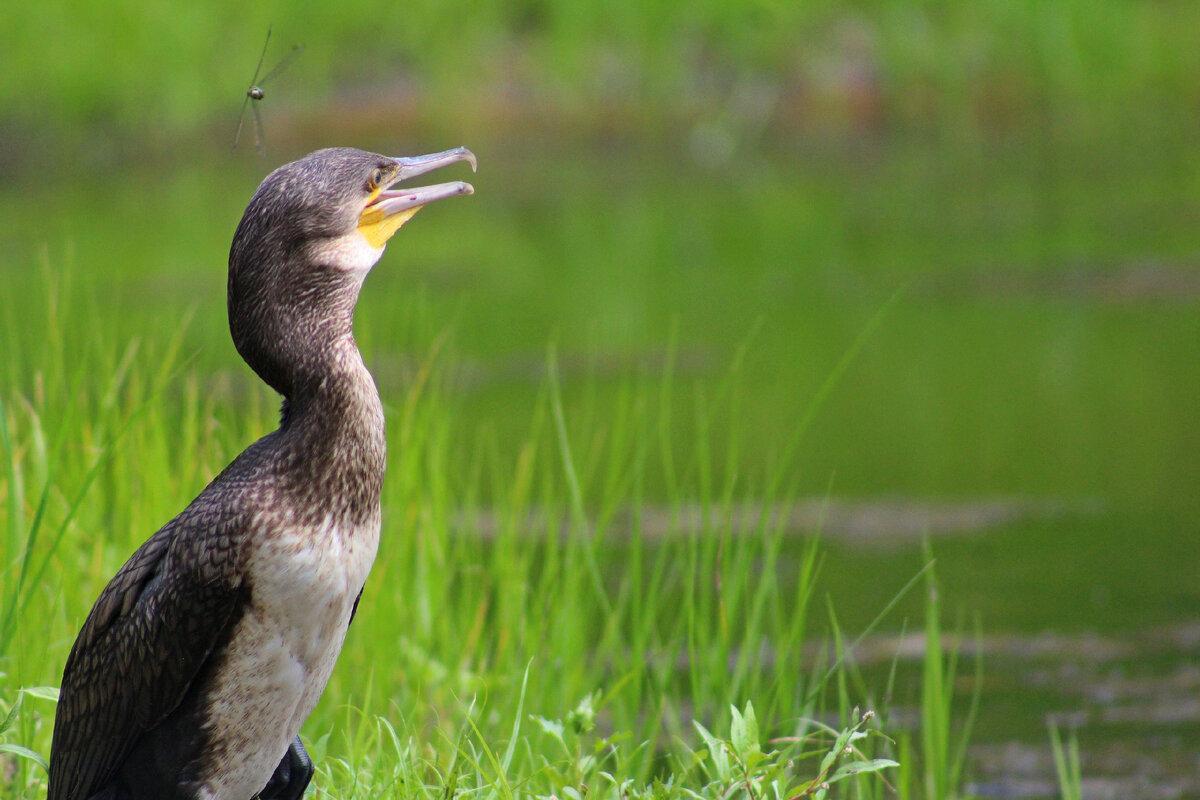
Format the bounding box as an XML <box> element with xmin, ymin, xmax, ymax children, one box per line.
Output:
<box><xmin>1</xmin><ymin>126</ymin><xmax>1197</xmax><ymax>794</ymax></box>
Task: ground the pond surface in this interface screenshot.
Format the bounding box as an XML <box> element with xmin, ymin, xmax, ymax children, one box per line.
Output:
<box><xmin>1</xmin><ymin>125</ymin><xmax>1197</xmax><ymax>793</ymax></box>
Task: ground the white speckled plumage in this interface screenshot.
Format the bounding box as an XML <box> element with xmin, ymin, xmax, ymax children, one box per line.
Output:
<box><xmin>199</xmin><ymin>511</ymin><xmax>379</xmax><ymax>800</ymax></box>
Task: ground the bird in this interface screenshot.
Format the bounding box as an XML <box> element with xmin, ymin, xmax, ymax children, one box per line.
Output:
<box><xmin>47</xmin><ymin>146</ymin><xmax>476</xmax><ymax>800</ymax></box>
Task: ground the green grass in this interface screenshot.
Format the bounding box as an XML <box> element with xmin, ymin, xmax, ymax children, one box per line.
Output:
<box><xmin>1048</xmin><ymin>722</ymin><xmax>1083</xmax><ymax>800</ymax></box>
<box><xmin>0</xmin><ymin>263</ymin><xmax>958</xmax><ymax>797</ymax></box>
<box><xmin>0</xmin><ymin>243</ymin><xmax>1028</xmax><ymax>800</ymax></box>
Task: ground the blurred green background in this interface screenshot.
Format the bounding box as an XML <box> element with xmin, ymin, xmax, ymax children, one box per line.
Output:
<box><xmin>2</xmin><ymin>0</ymin><xmax>1199</xmax><ymax>792</ymax></box>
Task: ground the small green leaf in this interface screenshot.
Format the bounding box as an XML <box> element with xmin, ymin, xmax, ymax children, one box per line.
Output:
<box><xmin>0</xmin><ymin>742</ymin><xmax>48</xmax><ymax>771</ymax></box>
<box><xmin>828</xmin><ymin>759</ymin><xmax>901</xmax><ymax>783</ymax></box>
<box><xmin>307</xmin><ymin>730</ymin><xmax>331</xmax><ymax>764</ymax></box>
<box><xmin>817</xmin><ymin>739</ymin><xmax>841</xmax><ymax>774</ymax></box>
<box><xmin>784</xmin><ymin>781</ymin><xmax>809</xmax><ymax>798</ymax></box>
<box><xmin>693</xmin><ymin>720</ymin><xmax>731</xmax><ymax>781</ymax></box>
<box><xmin>693</xmin><ymin>720</ymin><xmax>720</xmax><ymax>755</ymax></box>
<box><xmin>742</xmin><ymin>701</ymin><xmax>759</xmax><ymax>753</ymax></box>
<box><xmin>20</xmin><ymin>686</ymin><xmax>60</xmax><ymax>702</ymax></box>
<box><xmin>532</xmin><ymin>714</ymin><xmax>565</xmax><ymax>742</ymax></box>
<box><xmin>730</xmin><ymin>705</ymin><xmax>747</xmax><ymax>756</ymax></box>
<box><xmin>819</xmin><ymin>723</ymin><xmax>856</xmax><ymax>774</ymax></box>
<box><xmin>0</xmin><ymin>695</ymin><xmax>21</xmax><ymax>736</ymax></box>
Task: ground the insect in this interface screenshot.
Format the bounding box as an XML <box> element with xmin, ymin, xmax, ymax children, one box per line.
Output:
<box><xmin>233</xmin><ymin>27</ymin><xmax>304</xmax><ymax>156</ymax></box>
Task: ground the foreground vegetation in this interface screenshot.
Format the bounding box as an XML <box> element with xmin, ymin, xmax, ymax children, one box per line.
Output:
<box><xmin>0</xmin><ymin>269</ymin><xmax>987</xmax><ymax>797</ymax></box>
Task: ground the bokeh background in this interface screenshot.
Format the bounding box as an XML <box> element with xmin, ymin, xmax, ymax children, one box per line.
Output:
<box><xmin>2</xmin><ymin>1</ymin><xmax>1199</xmax><ymax>795</ymax></box>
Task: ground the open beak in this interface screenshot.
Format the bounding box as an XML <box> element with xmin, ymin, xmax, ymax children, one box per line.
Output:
<box><xmin>358</xmin><ymin>147</ymin><xmax>477</xmax><ymax>249</ymax></box>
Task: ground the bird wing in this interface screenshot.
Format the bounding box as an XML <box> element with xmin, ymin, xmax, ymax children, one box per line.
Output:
<box><xmin>47</xmin><ymin>504</ymin><xmax>249</xmax><ymax>800</ymax></box>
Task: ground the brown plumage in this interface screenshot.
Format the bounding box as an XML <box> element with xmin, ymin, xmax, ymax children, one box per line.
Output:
<box><xmin>48</xmin><ymin>147</ymin><xmax>475</xmax><ymax>800</ymax></box>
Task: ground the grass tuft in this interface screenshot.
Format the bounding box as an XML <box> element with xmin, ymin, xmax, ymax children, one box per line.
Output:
<box><xmin>0</xmin><ymin>264</ymin><xmax>977</xmax><ymax>798</ymax></box>
<box><xmin>1048</xmin><ymin>721</ymin><xmax>1083</xmax><ymax>800</ymax></box>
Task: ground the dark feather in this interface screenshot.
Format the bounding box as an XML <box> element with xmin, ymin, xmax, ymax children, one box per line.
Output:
<box><xmin>47</xmin><ymin>446</ymin><xmax>268</xmax><ymax>799</ymax></box>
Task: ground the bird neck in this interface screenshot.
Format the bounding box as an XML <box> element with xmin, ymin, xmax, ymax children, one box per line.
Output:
<box><xmin>274</xmin><ymin>333</ymin><xmax>387</xmax><ymax>524</ymax></box>
<box><xmin>229</xmin><ymin>275</ymin><xmax>387</xmax><ymax>520</ymax></box>
<box><xmin>231</xmin><ymin>265</ymin><xmax>363</xmax><ymax>397</ymax></box>
<box><xmin>281</xmin><ymin>336</ymin><xmax>383</xmax><ymax>437</ymax></box>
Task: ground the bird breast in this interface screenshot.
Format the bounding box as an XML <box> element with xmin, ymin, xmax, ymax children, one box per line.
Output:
<box><xmin>247</xmin><ymin>510</ymin><xmax>378</xmax><ymax>663</ymax></box>
<box><xmin>197</xmin><ymin>510</ymin><xmax>379</xmax><ymax>799</ymax></box>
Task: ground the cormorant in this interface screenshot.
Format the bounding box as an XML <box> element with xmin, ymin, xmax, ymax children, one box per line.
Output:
<box><xmin>47</xmin><ymin>146</ymin><xmax>476</xmax><ymax>800</ymax></box>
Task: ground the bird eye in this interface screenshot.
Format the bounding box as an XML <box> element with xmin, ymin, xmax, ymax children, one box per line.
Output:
<box><xmin>368</xmin><ymin>168</ymin><xmax>386</xmax><ymax>190</ymax></box>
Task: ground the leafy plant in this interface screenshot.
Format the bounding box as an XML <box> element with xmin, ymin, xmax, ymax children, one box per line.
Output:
<box><xmin>690</xmin><ymin>703</ymin><xmax>897</xmax><ymax>800</ymax></box>
<box><xmin>0</xmin><ymin>684</ymin><xmax>57</xmax><ymax>794</ymax></box>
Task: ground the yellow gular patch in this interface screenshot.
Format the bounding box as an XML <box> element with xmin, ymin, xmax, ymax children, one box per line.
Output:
<box><xmin>357</xmin><ymin>205</ymin><xmax>422</xmax><ymax>250</ymax></box>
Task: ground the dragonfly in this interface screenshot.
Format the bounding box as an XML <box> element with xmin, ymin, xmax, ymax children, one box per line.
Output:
<box><xmin>233</xmin><ymin>27</ymin><xmax>304</xmax><ymax>156</ymax></box>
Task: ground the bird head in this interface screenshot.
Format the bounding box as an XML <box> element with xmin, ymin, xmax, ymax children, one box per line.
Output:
<box><xmin>232</xmin><ymin>146</ymin><xmax>475</xmax><ymax>279</ymax></box>
<box><xmin>228</xmin><ymin>146</ymin><xmax>475</xmax><ymax>395</ymax></box>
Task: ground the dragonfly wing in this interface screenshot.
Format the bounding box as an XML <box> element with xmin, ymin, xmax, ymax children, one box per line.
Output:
<box><xmin>251</xmin><ymin>100</ymin><xmax>267</xmax><ymax>157</ymax></box>
<box><xmin>249</xmin><ymin>25</ymin><xmax>272</xmax><ymax>87</ymax></box>
<box><xmin>232</xmin><ymin>93</ymin><xmax>251</xmax><ymax>151</ymax></box>
<box><xmin>258</xmin><ymin>43</ymin><xmax>305</xmax><ymax>87</ymax></box>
